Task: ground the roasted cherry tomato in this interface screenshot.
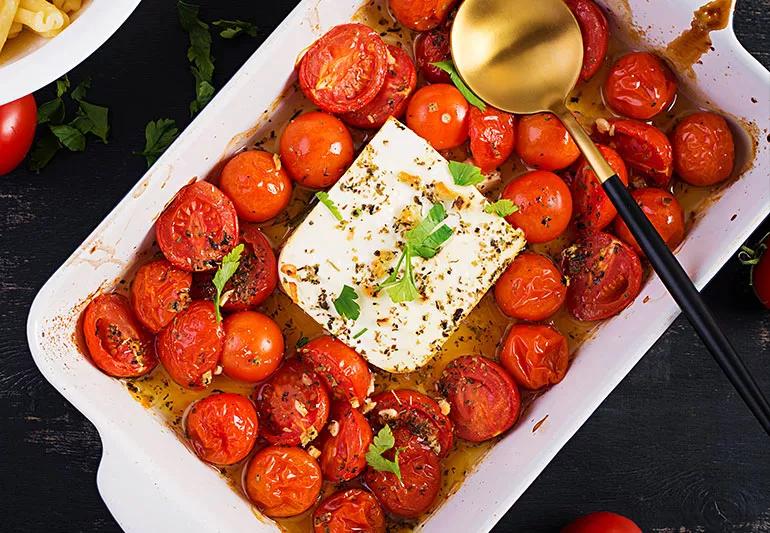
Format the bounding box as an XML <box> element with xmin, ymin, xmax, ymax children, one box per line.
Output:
<box><xmin>185</xmin><ymin>392</ymin><xmax>258</xmax><ymax>465</ymax></box>
<box><xmin>562</xmin><ymin>232</ymin><xmax>643</xmax><ymax>321</ymax></box>
<box><xmin>82</xmin><ymin>293</ymin><xmax>157</xmax><ymax>378</ymax></box>
<box><xmin>313</xmin><ymin>488</ymin><xmax>386</xmax><ymax>533</ymax></box>
<box><xmin>414</xmin><ymin>24</ymin><xmax>451</xmax><ymax>83</ymax></box>
<box><xmin>500</xmin><ymin>170</ymin><xmax>572</xmax><ymax>243</ymax></box>
<box><xmin>562</xmin><ymin>511</ymin><xmax>642</xmax><ymax>533</ymax></box>
<box><xmin>364</xmin><ymin>428</ymin><xmax>441</xmax><ymax>518</ymax></box>
<box><xmin>671</xmin><ymin>112</ymin><xmax>735</xmax><ymax>186</ymax></box>
<box><xmin>741</xmin><ymin>234</ymin><xmax>770</xmax><ymax>309</ymax></box>
<box><xmin>129</xmin><ymin>259</ymin><xmax>191</xmax><ymax>333</ymax></box>
<box><xmin>279</xmin><ymin>112</ymin><xmax>354</xmax><ymax>189</ymax></box>
<box><xmin>468</xmin><ymin>106</ymin><xmax>516</xmax><ymax>172</ymax></box>
<box><xmin>516</xmin><ymin>113</ymin><xmax>580</xmax><ymax>170</ymax></box>
<box><xmin>613</xmin><ymin>188</ymin><xmax>685</xmax><ymax>254</ymax></box>
<box><xmin>406</xmin><ymin>84</ymin><xmax>469</xmax><ymax>150</ymax></box>
<box><xmin>319</xmin><ymin>401</ymin><xmax>373</xmax><ymax>482</ymax></box>
<box><xmin>244</xmin><ymin>446</ymin><xmax>322</xmax><ymax>518</ymax></box>
<box><xmin>0</xmin><ymin>94</ymin><xmax>36</xmax><ymax>175</ymax></box>
<box><xmin>342</xmin><ymin>45</ymin><xmax>417</xmax><ymax>130</ymax></box>
<box><xmin>369</xmin><ymin>389</ymin><xmax>454</xmax><ymax>457</ymax></box>
<box><xmin>156</xmin><ymin>181</ymin><xmax>239</xmax><ymax>272</ymax></box>
<box><xmin>500</xmin><ymin>324</ymin><xmax>569</xmax><ymax>390</ymax></box>
<box><xmin>437</xmin><ymin>355</ymin><xmax>520</xmax><ymax>442</ymax></box>
<box><xmin>253</xmin><ymin>358</ymin><xmax>330</xmax><ymax>446</ymax></box>
<box><xmin>597</xmin><ymin>119</ymin><xmax>673</xmax><ymax>186</ymax></box>
<box><xmin>299</xmin><ymin>24</ymin><xmax>388</xmax><ymax>114</ymax></box>
<box><xmin>222</xmin><ymin>311</ymin><xmax>284</xmax><ymax>383</ymax></box>
<box><xmin>494</xmin><ymin>251</ymin><xmax>567</xmax><ymax>321</ymax></box>
<box><xmin>605</xmin><ymin>52</ymin><xmax>677</xmax><ymax>120</ymax></box>
<box><xmin>300</xmin><ymin>336</ymin><xmax>372</xmax><ymax>407</ymax></box>
<box><xmin>388</xmin><ymin>0</ymin><xmax>457</xmax><ymax>31</ymax></box>
<box><xmin>219</xmin><ymin>150</ymin><xmax>292</xmax><ymax>222</ymax></box>
<box><xmin>156</xmin><ymin>301</ymin><xmax>223</xmax><ymax>389</ymax></box>
<box><xmin>565</xmin><ymin>0</ymin><xmax>609</xmax><ymax>81</ymax></box>
<box><xmin>572</xmin><ymin>144</ymin><xmax>629</xmax><ymax>231</ymax></box>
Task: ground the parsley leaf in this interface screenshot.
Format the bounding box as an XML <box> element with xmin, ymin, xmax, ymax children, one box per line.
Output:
<box><xmin>334</xmin><ymin>285</ymin><xmax>360</xmax><ymax>321</ymax></box>
<box><xmin>448</xmin><ymin>160</ymin><xmax>484</xmax><ymax>186</ymax></box>
<box><xmin>73</xmin><ymin>100</ymin><xmax>110</xmax><ymax>143</ymax></box>
<box><xmin>315</xmin><ymin>191</ymin><xmax>344</xmax><ymax>222</ymax></box>
<box><xmin>50</xmin><ymin>124</ymin><xmax>86</xmax><ymax>152</ymax></box>
<box><xmin>56</xmin><ymin>76</ymin><xmax>70</xmax><ymax>98</ymax></box>
<box><xmin>178</xmin><ymin>1</ymin><xmax>215</xmax><ymax>115</ymax></box>
<box><xmin>484</xmin><ymin>199</ymin><xmax>519</xmax><ymax>217</ymax></box>
<box><xmin>37</xmin><ymin>98</ymin><xmax>65</xmax><ymax>125</ymax></box>
<box><xmin>211</xmin><ymin>244</ymin><xmax>245</xmax><ymax>323</ymax></box>
<box><xmin>296</xmin><ymin>336</ymin><xmax>310</xmax><ymax>348</ymax></box>
<box><xmin>28</xmin><ymin>129</ymin><xmax>61</xmax><ymax>172</ymax></box>
<box><xmin>366</xmin><ymin>425</ymin><xmax>402</xmax><ymax>482</ymax></box>
<box><xmin>213</xmin><ymin>19</ymin><xmax>259</xmax><ymax>38</ymax></box>
<box><xmin>135</xmin><ymin>119</ymin><xmax>180</xmax><ymax>167</ymax></box>
<box><xmin>70</xmin><ymin>78</ymin><xmax>91</xmax><ymax>102</ymax></box>
<box><xmin>432</xmin><ymin>60</ymin><xmax>487</xmax><ymax>111</ymax></box>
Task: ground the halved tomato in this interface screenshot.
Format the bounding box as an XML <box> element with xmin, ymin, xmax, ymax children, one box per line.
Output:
<box><xmin>494</xmin><ymin>251</ymin><xmax>567</xmax><ymax>321</ymax></box>
<box><xmin>671</xmin><ymin>112</ymin><xmax>735</xmax><ymax>186</ymax></box>
<box><xmin>613</xmin><ymin>187</ymin><xmax>685</xmax><ymax>254</ymax></box>
<box><xmin>185</xmin><ymin>392</ymin><xmax>258</xmax><ymax>465</ymax></box>
<box><xmin>319</xmin><ymin>401</ymin><xmax>373</xmax><ymax>482</ymax></box>
<box><xmin>572</xmin><ymin>144</ymin><xmax>629</xmax><ymax>231</ymax></box>
<box><xmin>222</xmin><ymin>311</ymin><xmax>284</xmax><ymax>383</ymax></box>
<box><xmin>414</xmin><ymin>24</ymin><xmax>452</xmax><ymax>83</ymax></box>
<box><xmin>596</xmin><ymin>119</ymin><xmax>673</xmax><ymax>186</ymax></box>
<box><xmin>500</xmin><ymin>170</ymin><xmax>572</xmax><ymax>243</ymax></box>
<box><xmin>388</xmin><ymin>0</ymin><xmax>457</xmax><ymax>31</ymax></box>
<box><xmin>468</xmin><ymin>106</ymin><xmax>516</xmax><ymax>172</ymax></box>
<box><xmin>500</xmin><ymin>324</ymin><xmax>569</xmax><ymax>390</ymax></box>
<box><xmin>300</xmin><ymin>335</ymin><xmax>372</xmax><ymax>407</ymax></box>
<box><xmin>313</xmin><ymin>488</ymin><xmax>386</xmax><ymax>533</ymax></box>
<box><xmin>604</xmin><ymin>52</ymin><xmax>677</xmax><ymax>120</ymax></box>
<box><xmin>129</xmin><ymin>259</ymin><xmax>192</xmax><ymax>333</ymax></box>
<box><xmin>565</xmin><ymin>0</ymin><xmax>609</xmax><ymax>81</ymax></box>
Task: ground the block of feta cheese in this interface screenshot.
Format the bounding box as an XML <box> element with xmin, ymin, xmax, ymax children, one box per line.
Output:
<box><xmin>278</xmin><ymin>117</ymin><xmax>525</xmax><ymax>373</ymax></box>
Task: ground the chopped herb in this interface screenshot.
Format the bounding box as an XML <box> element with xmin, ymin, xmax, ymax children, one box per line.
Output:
<box><xmin>50</xmin><ymin>124</ymin><xmax>86</xmax><ymax>152</ymax></box>
<box><xmin>432</xmin><ymin>60</ymin><xmax>487</xmax><ymax>111</ymax></box>
<box><xmin>212</xmin><ymin>19</ymin><xmax>259</xmax><ymax>38</ymax></box>
<box><xmin>28</xmin><ymin>130</ymin><xmax>61</xmax><ymax>171</ymax></box>
<box><xmin>55</xmin><ymin>76</ymin><xmax>70</xmax><ymax>97</ymax></box>
<box><xmin>178</xmin><ymin>1</ymin><xmax>215</xmax><ymax>115</ymax></box>
<box><xmin>365</xmin><ymin>425</ymin><xmax>402</xmax><ymax>482</ymax></box>
<box><xmin>333</xmin><ymin>285</ymin><xmax>360</xmax><ymax>321</ymax></box>
<box><xmin>352</xmin><ymin>328</ymin><xmax>368</xmax><ymax>339</ymax></box>
<box><xmin>211</xmin><ymin>244</ymin><xmax>244</xmax><ymax>323</ymax></box>
<box><xmin>135</xmin><ymin>119</ymin><xmax>180</xmax><ymax>167</ymax></box>
<box><xmin>296</xmin><ymin>336</ymin><xmax>310</xmax><ymax>348</ymax></box>
<box><xmin>448</xmin><ymin>160</ymin><xmax>484</xmax><ymax>186</ymax></box>
<box><xmin>484</xmin><ymin>199</ymin><xmax>519</xmax><ymax>217</ymax></box>
<box><xmin>315</xmin><ymin>191</ymin><xmax>344</xmax><ymax>222</ymax></box>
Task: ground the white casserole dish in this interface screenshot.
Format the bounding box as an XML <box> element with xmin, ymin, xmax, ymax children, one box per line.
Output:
<box><xmin>26</xmin><ymin>0</ymin><xmax>770</xmax><ymax>531</ymax></box>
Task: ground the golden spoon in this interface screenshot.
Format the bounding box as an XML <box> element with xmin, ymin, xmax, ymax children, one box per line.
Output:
<box><xmin>451</xmin><ymin>0</ymin><xmax>770</xmax><ymax>435</ymax></box>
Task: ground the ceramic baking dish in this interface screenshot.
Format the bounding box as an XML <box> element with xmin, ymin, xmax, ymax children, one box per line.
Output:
<box><xmin>26</xmin><ymin>0</ymin><xmax>770</xmax><ymax>531</ymax></box>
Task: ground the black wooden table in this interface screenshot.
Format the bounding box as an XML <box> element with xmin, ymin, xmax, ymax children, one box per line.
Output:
<box><xmin>1</xmin><ymin>1</ymin><xmax>768</xmax><ymax>532</ymax></box>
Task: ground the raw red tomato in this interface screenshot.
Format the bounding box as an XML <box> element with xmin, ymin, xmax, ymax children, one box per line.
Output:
<box><xmin>0</xmin><ymin>94</ymin><xmax>36</xmax><ymax>175</ymax></box>
<box><xmin>129</xmin><ymin>259</ymin><xmax>192</xmax><ymax>333</ymax></box>
<box><xmin>437</xmin><ymin>355</ymin><xmax>520</xmax><ymax>442</ymax></box>
<box><xmin>244</xmin><ymin>446</ymin><xmax>322</xmax><ymax>518</ymax></box>
<box><xmin>671</xmin><ymin>112</ymin><xmax>735</xmax><ymax>186</ymax></box>
<box><xmin>156</xmin><ymin>301</ymin><xmax>224</xmax><ymax>389</ymax></box>
<box><xmin>253</xmin><ymin>358</ymin><xmax>330</xmax><ymax>446</ymax></box>
<box><xmin>468</xmin><ymin>106</ymin><xmax>516</xmax><ymax>172</ymax></box>
<box><xmin>414</xmin><ymin>25</ymin><xmax>451</xmax><ymax>83</ymax></box>
<box><xmin>565</xmin><ymin>0</ymin><xmax>609</xmax><ymax>81</ymax></box>
<box><xmin>341</xmin><ymin>45</ymin><xmax>417</xmax><ymax>130</ymax></box>
<box><xmin>388</xmin><ymin>0</ymin><xmax>457</xmax><ymax>31</ymax></box>
<box><xmin>185</xmin><ymin>392</ymin><xmax>258</xmax><ymax>465</ymax></box>
<box><xmin>222</xmin><ymin>311</ymin><xmax>284</xmax><ymax>383</ymax></box>
<box><xmin>313</xmin><ymin>488</ymin><xmax>386</xmax><ymax>533</ymax></box>
<box><xmin>82</xmin><ymin>294</ymin><xmax>157</xmax><ymax>378</ymax></box>
<box><xmin>494</xmin><ymin>252</ymin><xmax>567</xmax><ymax>321</ymax></box>
<box><xmin>516</xmin><ymin>113</ymin><xmax>580</xmax><ymax>170</ymax></box>
<box><xmin>604</xmin><ymin>52</ymin><xmax>677</xmax><ymax>119</ymax></box>
<box><xmin>406</xmin><ymin>84</ymin><xmax>469</xmax><ymax>150</ymax></box>
<box><xmin>364</xmin><ymin>428</ymin><xmax>441</xmax><ymax>518</ymax></box>
<box><xmin>597</xmin><ymin>119</ymin><xmax>673</xmax><ymax>186</ymax></box>
<box><xmin>219</xmin><ymin>150</ymin><xmax>292</xmax><ymax>222</ymax></box>
<box><xmin>572</xmin><ymin>144</ymin><xmax>629</xmax><ymax>231</ymax></box>
<box><xmin>370</xmin><ymin>389</ymin><xmax>453</xmax><ymax>457</ymax></box>
<box><xmin>613</xmin><ymin>188</ymin><xmax>685</xmax><ymax>254</ymax></box>
<box><xmin>300</xmin><ymin>336</ymin><xmax>372</xmax><ymax>407</ymax></box>
<box><xmin>562</xmin><ymin>232</ymin><xmax>643</xmax><ymax>321</ymax></box>
<box><xmin>562</xmin><ymin>511</ymin><xmax>642</xmax><ymax>533</ymax></box>
<box><xmin>500</xmin><ymin>324</ymin><xmax>569</xmax><ymax>390</ymax></box>
<box><xmin>500</xmin><ymin>170</ymin><xmax>572</xmax><ymax>243</ymax></box>
<box><xmin>319</xmin><ymin>401</ymin><xmax>373</xmax><ymax>482</ymax></box>
<box><xmin>744</xmin><ymin>235</ymin><xmax>770</xmax><ymax>309</ymax></box>
<box><xmin>299</xmin><ymin>24</ymin><xmax>389</xmax><ymax>114</ymax></box>
<box><xmin>156</xmin><ymin>181</ymin><xmax>239</xmax><ymax>272</ymax></box>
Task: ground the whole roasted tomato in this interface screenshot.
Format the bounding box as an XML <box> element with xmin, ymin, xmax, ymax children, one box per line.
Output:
<box><xmin>500</xmin><ymin>324</ymin><xmax>569</xmax><ymax>390</ymax></box>
<box><xmin>565</xmin><ymin>0</ymin><xmax>609</xmax><ymax>81</ymax></box>
<box><xmin>516</xmin><ymin>113</ymin><xmax>580</xmax><ymax>170</ymax></box>
<box><xmin>501</xmin><ymin>170</ymin><xmax>572</xmax><ymax>243</ymax></box>
<box><xmin>572</xmin><ymin>144</ymin><xmax>629</xmax><ymax>231</ymax></box>
<box><xmin>389</xmin><ymin>0</ymin><xmax>457</xmax><ymax>31</ymax></box>
<box><xmin>219</xmin><ymin>150</ymin><xmax>292</xmax><ymax>222</ymax></box>
<box><xmin>414</xmin><ymin>24</ymin><xmax>452</xmax><ymax>83</ymax></box>
<box><xmin>185</xmin><ymin>393</ymin><xmax>258</xmax><ymax>465</ymax></box>
<box><xmin>494</xmin><ymin>252</ymin><xmax>567</xmax><ymax>321</ymax></box>
<box><xmin>313</xmin><ymin>489</ymin><xmax>385</xmax><ymax>533</ymax></box>
<box><xmin>671</xmin><ymin>112</ymin><xmax>735</xmax><ymax>186</ymax></box>
<box><xmin>319</xmin><ymin>401</ymin><xmax>373</xmax><ymax>482</ymax></box>
<box><xmin>596</xmin><ymin>119</ymin><xmax>672</xmax><ymax>186</ymax></box>
<box><xmin>613</xmin><ymin>188</ymin><xmax>685</xmax><ymax>254</ymax></box>
<box><xmin>300</xmin><ymin>335</ymin><xmax>372</xmax><ymax>407</ymax></box>
<box><xmin>407</xmin><ymin>84</ymin><xmax>470</xmax><ymax>150</ymax></box>
<box><xmin>604</xmin><ymin>52</ymin><xmax>677</xmax><ymax>119</ymax></box>
<box><xmin>468</xmin><ymin>106</ymin><xmax>516</xmax><ymax>172</ymax></box>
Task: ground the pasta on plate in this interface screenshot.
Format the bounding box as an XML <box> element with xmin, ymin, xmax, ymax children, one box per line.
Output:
<box><xmin>0</xmin><ymin>0</ymin><xmax>82</xmax><ymax>53</ymax></box>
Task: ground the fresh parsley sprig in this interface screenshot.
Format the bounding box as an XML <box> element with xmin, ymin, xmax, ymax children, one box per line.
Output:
<box><xmin>135</xmin><ymin>119</ymin><xmax>180</xmax><ymax>167</ymax></box>
<box><xmin>315</xmin><ymin>191</ymin><xmax>344</xmax><ymax>222</ymax></box>
<box><xmin>178</xmin><ymin>1</ymin><xmax>215</xmax><ymax>116</ymax></box>
<box><xmin>211</xmin><ymin>244</ymin><xmax>244</xmax><ymax>323</ymax></box>
<box><xmin>334</xmin><ymin>285</ymin><xmax>360</xmax><ymax>321</ymax></box>
<box><xmin>432</xmin><ymin>60</ymin><xmax>487</xmax><ymax>111</ymax></box>
<box><xmin>365</xmin><ymin>425</ymin><xmax>402</xmax><ymax>482</ymax></box>
<box><xmin>484</xmin><ymin>199</ymin><xmax>519</xmax><ymax>217</ymax></box>
<box><xmin>448</xmin><ymin>160</ymin><xmax>484</xmax><ymax>186</ymax></box>
<box><xmin>212</xmin><ymin>19</ymin><xmax>259</xmax><ymax>38</ymax></box>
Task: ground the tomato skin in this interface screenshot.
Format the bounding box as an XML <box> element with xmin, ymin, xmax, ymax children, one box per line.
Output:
<box><xmin>572</xmin><ymin>145</ymin><xmax>629</xmax><ymax>231</ymax></box>
<box><xmin>751</xmin><ymin>239</ymin><xmax>770</xmax><ymax>309</ymax></box>
<box><xmin>613</xmin><ymin>188</ymin><xmax>685</xmax><ymax>254</ymax></box>
<box><xmin>406</xmin><ymin>84</ymin><xmax>470</xmax><ymax>150</ymax></box>
<box><xmin>562</xmin><ymin>232</ymin><xmax>643</xmax><ymax>321</ymax></box>
<box><xmin>300</xmin><ymin>336</ymin><xmax>372</xmax><ymax>407</ymax></box>
<box><xmin>219</xmin><ymin>151</ymin><xmax>292</xmax><ymax>222</ymax></box>
<box><xmin>82</xmin><ymin>294</ymin><xmax>157</xmax><ymax>378</ymax></box>
<box><xmin>565</xmin><ymin>0</ymin><xmax>609</xmax><ymax>81</ymax></box>
<box><xmin>501</xmin><ymin>170</ymin><xmax>572</xmax><ymax>243</ymax></box>
<box><xmin>156</xmin><ymin>181</ymin><xmax>239</xmax><ymax>272</ymax></box>
<box><xmin>562</xmin><ymin>511</ymin><xmax>642</xmax><ymax>533</ymax></box>
<box><xmin>598</xmin><ymin>119</ymin><xmax>673</xmax><ymax>186</ymax></box>
<box><xmin>313</xmin><ymin>488</ymin><xmax>386</xmax><ymax>533</ymax></box>
<box><xmin>253</xmin><ymin>358</ymin><xmax>330</xmax><ymax>446</ymax></box>
<box><xmin>604</xmin><ymin>52</ymin><xmax>677</xmax><ymax>120</ymax></box>
<box><xmin>671</xmin><ymin>112</ymin><xmax>735</xmax><ymax>186</ymax></box>
<box><xmin>494</xmin><ymin>252</ymin><xmax>567</xmax><ymax>321</ymax></box>
<box><xmin>0</xmin><ymin>94</ymin><xmax>36</xmax><ymax>175</ymax></box>
<box><xmin>299</xmin><ymin>24</ymin><xmax>389</xmax><ymax>114</ymax></box>
<box><xmin>129</xmin><ymin>259</ymin><xmax>192</xmax><ymax>334</ymax></box>
<box><xmin>156</xmin><ymin>301</ymin><xmax>224</xmax><ymax>389</ymax></box>
<box><xmin>516</xmin><ymin>113</ymin><xmax>580</xmax><ymax>170</ymax></box>
<box><xmin>185</xmin><ymin>393</ymin><xmax>258</xmax><ymax>466</ymax></box>
<box><xmin>389</xmin><ymin>0</ymin><xmax>457</xmax><ymax>31</ymax></box>
<box><xmin>342</xmin><ymin>45</ymin><xmax>417</xmax><ymax>130</ymax></box>
<box><xmin>414</xmin><ymin>25</ymin><xmax>452</xmax><ymax>83</ymax></box>
<box><xmin>319</xmin><ymin>401</ymin><xmax>373</xmax><ymax>482</ymax></box>
<box><xmin>222</xmin><ymin>311</ymin><xmax>284</xmax><ymax>383</ymax></box>
<box><xmin>244</xmin><ymin>446</ymin><xmax>322</xmax><ymax>518</ymax></box>
<box><xmin>468</xmin><ymin>106</ymin><xmax>516</xmax><ymax>172</ymax></box>
<box><xmin>500</xmin><ymin>324</ymin><xmax>569</xmax><ymax>390</ymax></box>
